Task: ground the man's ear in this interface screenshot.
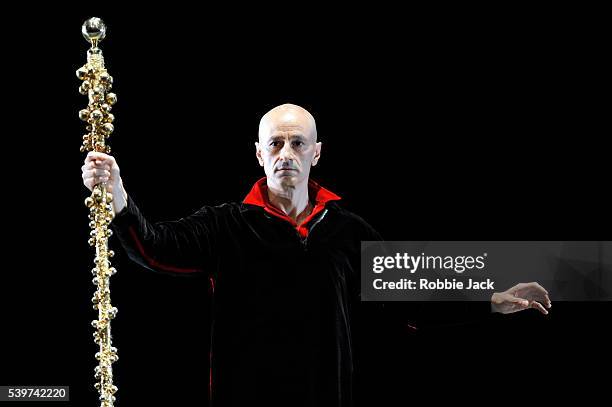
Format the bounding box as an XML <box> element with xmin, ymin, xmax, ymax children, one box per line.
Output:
<box><xmin>255</xmin><ymin>142</ymin><xmax>264</xmax><ymax>166</ymax></box>
<box><xmin>312</xmin><ymin>142</ymin><xmax>322</xmax><ymax>166</ymax></box>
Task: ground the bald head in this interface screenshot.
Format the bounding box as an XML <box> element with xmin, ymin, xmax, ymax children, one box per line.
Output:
<box><xmin>258</xmin><ymin>103</ymin><xmax>317</xmax><ymax>143</ymax></box>
<box><xmin>255</xmin><ymin>103</ymin><xmax>322</xmax><ymax>189</ymax></box>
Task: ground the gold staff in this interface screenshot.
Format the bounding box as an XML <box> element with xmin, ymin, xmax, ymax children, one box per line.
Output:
<box><xmin>76</xmin><ymin>17</ymin><xmax>119</xmax><ymax>407</ymax></box>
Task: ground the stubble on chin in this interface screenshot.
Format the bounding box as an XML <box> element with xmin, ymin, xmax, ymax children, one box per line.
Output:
<box><xmin>278</xmin><ymin>174</ymin><xmax>298</xmax><ymax>188</ymax></box>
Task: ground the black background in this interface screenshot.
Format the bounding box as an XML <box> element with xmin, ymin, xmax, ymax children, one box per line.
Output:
<box><xmin>1</xmin><ymin>7</ymin><xmax>609</xmax><ymax>406</ymax></box>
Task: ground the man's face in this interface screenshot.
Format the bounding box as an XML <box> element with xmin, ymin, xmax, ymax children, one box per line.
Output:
<box><xmin>256</xmin><ymin>108</ymin><xmax>321</xmax><ymax>188</ymax></box>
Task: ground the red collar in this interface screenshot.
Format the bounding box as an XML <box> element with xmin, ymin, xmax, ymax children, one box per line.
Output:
<box><xmin>243</xmin><ymin>177</ymin><xmax>341</xmax><ymax>238</ymax></box>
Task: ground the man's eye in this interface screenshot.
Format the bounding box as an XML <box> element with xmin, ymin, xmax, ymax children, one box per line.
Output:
<box><xmin>270</xmin><ymin>141</ymin><xmax>281</xmax><ymax>147</ymax></box>
<box><xmin>292</xmin><ymin>141</ymin><xmax>304</xmax><ymax>147</ymax></box>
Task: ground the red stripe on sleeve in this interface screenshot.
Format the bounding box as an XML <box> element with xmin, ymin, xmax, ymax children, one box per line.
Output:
<box><xmin>128</xmin><ymin>226</ymin><xmax>202</xmax><ymax>273</ymax></box>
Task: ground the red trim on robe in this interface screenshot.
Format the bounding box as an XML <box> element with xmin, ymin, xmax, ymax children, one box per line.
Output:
<box><xmin>128</xmin><ymin>226</ymin><xmax>202</xmax><ymax>273</ymax></box>
<box><xmin>242</xmin><ymin>177</ymin><xmax>341</xmax><ymax>238</ymax></box>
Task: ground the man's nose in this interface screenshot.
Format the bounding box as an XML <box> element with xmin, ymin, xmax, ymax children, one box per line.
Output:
<box><xmin>279</xmin><ymin>142</ymin><xmax>295</xmax><ymax>161</ymax></box>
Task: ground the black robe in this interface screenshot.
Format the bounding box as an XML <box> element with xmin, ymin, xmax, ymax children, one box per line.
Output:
<box><xmin>111</xmin><ymin>191</ymin><xmax>381</xmax><ymax>406</ymax></box>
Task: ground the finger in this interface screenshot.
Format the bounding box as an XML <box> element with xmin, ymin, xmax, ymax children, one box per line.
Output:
<box><xmin>82</xmin><ymin>169</ymin><xmax>111</xmax><ymax>178</ymax></box>
<box><xmin>83</xmin><ymin>160</ymin><xmax>111</xmax><ymax>171</ymax></box>
<box><xmin>530</xmin><ymin>301</ymin><xmax>549</xmax><ymax>315</ymax></box>
<box><xmin>85</xmin><ymin>152</ymin><xmax>104</xmax><ymax>164</ymax></box>
<box><xmin>92</xmin><ymin>169</ymin><xmax>111</xmax><ymax>177</ymax></box>
<box><xmin>82</xmin><ymin>170</ymin><xmax>110</xmax><ymax>184</ymax></box>
<box><xmin>84</xmin><ymin>179</ymin><xmax>110</xmax><ymax>190</ymax></box>
<box><xmin>87</xmin><ymin>151</ymin><xmax>111</xmax><ymax>161</ymax></box>
<box><xmin>523</xmin><ymin>291</ymin><xmax>550</xmax><ymax>305</ymax></box>
<box><xmin>89</xmin><ymin>177</ymin><xmax>110</xmax><ymax>185</ymax></box>
<box><xmin>85</xmin><ymin>152</ymin><xmax>114</xmax><ymax>167</ymax></box>
<box><xmin>511</xmin><ymin>297</ymin><xmax>530</xmax><ymax>308</ymax></box>
<box><xmin>84</xmin><ymin>178</ymin><xmax>94</xmax><ymax>190</ymax></box>
<box><xmin>527</xmin><ymin>282</ymin><xmax>549</xmax><ymax>295</ymax></box>
<box><xmin>534</xmin><ymin>291</ymin><xmax>551</xmax><ymax>306</ymax></box>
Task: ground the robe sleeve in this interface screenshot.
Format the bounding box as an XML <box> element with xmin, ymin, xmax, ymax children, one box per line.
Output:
<box><xmin>110</xmin><ymin>194</ymin><xmax>220</xmax><ymax>275</ymax></box>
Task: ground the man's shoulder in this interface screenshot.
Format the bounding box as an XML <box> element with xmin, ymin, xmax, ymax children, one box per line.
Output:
<box><xmin>189</xmin><ymin>201</ymin><xmax>244</xmax><ymax>218</ymax></box>
<box><xmin>325</xmin><ymin>202</ymin><xmax>382</xmax><ymax>240</ymax></box>
<box><xmin>325</xmin><ymin>201</ymin><xmax>362</xmax><ymax>221</ymax></box>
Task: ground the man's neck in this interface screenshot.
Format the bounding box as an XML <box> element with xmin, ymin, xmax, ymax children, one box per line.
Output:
<box><xmin>267</xmin><ymin>179</ymin><xmax>312</xmax><ymax>223</ymax></box>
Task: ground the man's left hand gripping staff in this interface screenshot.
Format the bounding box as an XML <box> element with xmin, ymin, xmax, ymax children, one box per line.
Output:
<box><xmin>491</xmin><ymin>282</ymin><xmax>552</xmax><ymax>315</ymax></box>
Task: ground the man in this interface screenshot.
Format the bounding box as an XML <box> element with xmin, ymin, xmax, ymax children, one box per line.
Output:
<box><xmin>81</xmin><ymin>103</ymin><xmax>551</xmax><ymax>405</ymax></box>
